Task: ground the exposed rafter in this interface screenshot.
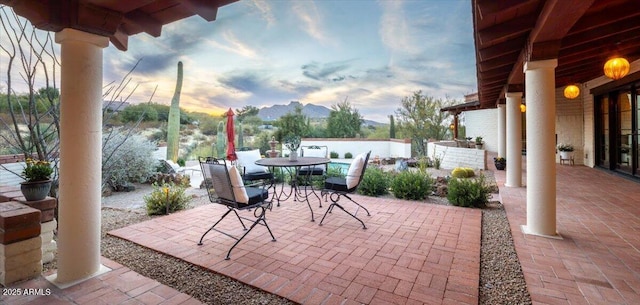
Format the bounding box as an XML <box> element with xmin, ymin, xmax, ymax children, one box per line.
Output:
<box><xmin>473</xmin><ymin>0</ymin><xmax>640</xmax><ymax>109</ymax></box>
<box><xmin>0</xmin><ymin>0</ymin><xmax>238</xmax><ymax>51</ymax></box>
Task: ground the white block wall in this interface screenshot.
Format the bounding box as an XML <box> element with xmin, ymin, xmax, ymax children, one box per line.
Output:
<box><xmin>464</xmin><ymin>108</ymin><xmax>499</xmax><ymax>153</ymax></box>
<box><xmin>427</xmin><ymin>142</ymin><xmax>487</xmax><ymax>170</ymax></box>
<box><xmin>298</xmin><ymin>139</ymin><xmax>411</xmax><ymax>159</ymax></box>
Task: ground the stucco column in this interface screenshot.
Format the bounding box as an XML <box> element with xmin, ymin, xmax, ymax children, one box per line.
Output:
<box><xmin>51</xmin><ymin>29</ymin><xmax>110</xmax><ymax>286</ymax></box>
<box><xmin>505</xmin><ymin>93</ymin><xmax>522</xmax><ymax>187</ymax></box>
<box><xmin>497</xmin><ymin>104</ymin><xmax>506</xmax><ymax>157</ymax></box>
<box><xmin>522</xmin><ymin>59</ymin><xmax>558</xmax><ymax>237</ymax></box>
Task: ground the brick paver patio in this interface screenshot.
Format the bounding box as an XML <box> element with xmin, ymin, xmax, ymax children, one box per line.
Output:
<box><xmin>108</xmin><ymin>192</ymin><xmax>482</xmax><ymax>305</ymax></box>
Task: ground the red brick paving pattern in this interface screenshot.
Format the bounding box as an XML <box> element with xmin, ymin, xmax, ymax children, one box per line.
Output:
<box><xmin>109</xmin><ymin>191</ymin><xmax>481</xmax><ymax>304</ymax></box>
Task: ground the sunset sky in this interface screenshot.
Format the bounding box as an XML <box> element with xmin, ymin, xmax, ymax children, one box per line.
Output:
<box><xmin>3</xmin><ymin>0</ymin><xmax>477</xmax><ymax>123</ymax></box>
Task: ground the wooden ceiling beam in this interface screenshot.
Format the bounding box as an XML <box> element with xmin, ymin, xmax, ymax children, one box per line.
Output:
<box><xmin>478</xmin><ymin>37</ymin><xmax>526</xmax><ymax>61</ymax></box>
<box><xmin>124</xmin><ymin>10</ymin><xmax>162</xmax><ymax>37</ymax></box>
<box><xmin>183</xmin><ymin>0</ymin><xmax>218</xmax><ymax>21</ymax></box>
<box><xmin>478</xmin><ymin>51</ymin><xmax>520</xmax><ymax>72</ymax></box>
<box><xmin>477</xmin><ymin>12</ymin><xmax>537</xmax><ymax>45</ymax></box>
<box><xmin>569</xmin><ymin>3</ymin><xmax>640</xmax><ymax>35</ymax></box>
<box><xmin>477</xmin><ymin>0</ymin><xmax>534</xmax><ymax>19</ymax></box>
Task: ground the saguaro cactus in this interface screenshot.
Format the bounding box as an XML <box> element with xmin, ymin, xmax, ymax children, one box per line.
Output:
<box><xmin>216</xmin><ymin>121</ymin><xmax>226</xmax><ymax>157</ymax></box>
<box><xmin>238</xmin><ymin>122</ymin><xmax>244</xmax><ymax>148</ymax></box>
<box><xmin>166</xmin><ymin>61</ymin><xmax>183</xmax><ymax>161</ymax></box>
<box><xmin>389</xmin><ymin>115</ymin><xmax>396</xmax><ymax>138</ymax></box>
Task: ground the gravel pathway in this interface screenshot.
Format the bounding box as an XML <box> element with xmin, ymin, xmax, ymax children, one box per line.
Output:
<box><xmin>43</xmin><ymin>171</ymin><xmax>532</xmax><ymax>304</ymax></box>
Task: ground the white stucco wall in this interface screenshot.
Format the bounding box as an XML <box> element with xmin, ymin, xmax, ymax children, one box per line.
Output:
<box><xmin>427</xmin><ymin>141</ymin><xmax>487</xmax><ymax>170</ymax></box>
<box><xmin>463</xmin><ymin>108</ymin><xmax>499</xmax><ymax>153</ymax></box>
<box><xmin>297</xmin><ymin>138</ymin><xmax>411</xmax><ymax>159</ymax></box>
<box><xmin>555</xmin><ymin>87</ymin><xmax>585</xmax><ymax>165</ymax></box>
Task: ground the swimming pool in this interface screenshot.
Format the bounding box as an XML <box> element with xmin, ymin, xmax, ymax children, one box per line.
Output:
<box><xmin>328</xmin><ymin>162</ymin><xmax>350</xmax><ymax>173</ymax></box>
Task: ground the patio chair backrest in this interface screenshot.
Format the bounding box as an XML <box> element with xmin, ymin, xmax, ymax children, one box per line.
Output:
<box><xmin>235</xmin><ymin>149</ymin><xmax>268</xmax><ymax>174</ymax></box>
<box><xmin>346</xmin><ymin>151</ymin><xmax>371</xmax><ymax>190</ymax></box>
<box><xmin>301</xmin><ymin>145</ymin><xmax>328</xmax><ymax>158</ymax></box>
<box><xmin>199</xmin><ymin>157</ymin><xmax>249</xmax><ymax>207</ymax></box>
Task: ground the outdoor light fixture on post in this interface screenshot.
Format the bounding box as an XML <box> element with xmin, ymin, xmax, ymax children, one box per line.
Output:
<box><xmin>604</xmin><ymin>57</ymin><xmax>630</xmax><ymax>80</ymax></box>
<box><xmin>564</xmin><ymin>85</ymin><xmax>580</xmax><ymax>99</ymax></box>
<box><xmin>520</xmin><ymin>104</ymin><xmax>526</xmax><ymax>112</ymax></box>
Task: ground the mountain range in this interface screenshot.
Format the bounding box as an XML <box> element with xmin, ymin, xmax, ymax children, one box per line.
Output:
<box><xmin>258</xmin><ymin>101</ymin><xmax>383</xmax><ymax>126</ymax></box>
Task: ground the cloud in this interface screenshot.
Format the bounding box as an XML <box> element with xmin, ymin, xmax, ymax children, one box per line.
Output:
<box><xmin>205</xmin><ymin>30</ymin><xmax>258</xmax><ymax>59</ymax></box>
<box><xmin>292</xmin><ymin>1</ymin><xmax>332</xmax><ymax>45</ymax></box>
<box><xmin>301</xmin><ymin>61</ymin><xmax>350</xmax><ymax>81</ymax></box>
<box><xmin>378</xmin><ymin>1</ymin><xmax>421</xmax><ymax>55</ymax></box>
<box><xmin>249</xmin><ymin>0</ymin><xmax>276</xmax><ymax>26</ymax></box>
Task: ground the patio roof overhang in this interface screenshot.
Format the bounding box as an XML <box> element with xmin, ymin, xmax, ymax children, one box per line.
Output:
<box><xmin>473</xmin><ymin>0</ymin><xmax>640</xmax><ymax>108</ymax></box>
<box><xmin>0</xmin><ymin>0</ymin><xmax>237</xmax><ymax>50</ymax></box>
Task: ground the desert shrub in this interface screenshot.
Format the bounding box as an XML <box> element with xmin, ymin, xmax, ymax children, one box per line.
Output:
<box><xmin>144</xmin><ymin>182</ymin><xmax>191</xmax><ymax>215</ymax></box>
<box><xmin>330</xmin><ymin>151</ymin><xmax>339</xmax><ymax>158</ymax></box>
<box><xmin>147</xmin><ymin>173</ymin><xmax>190</xmax><ymax>187</ymax></box>
<box><xmin>447</xmin><ymin>175</ymin><xmax>491</xmax><ymax>208</ymax></box>
<box><xmin>344</xmin><ymin>152</ymin><xmax>353</xmax><ymax>159</ymax></box>
<box><xmin>358</xmin><ymin>167</ymin><xmax>390</xmax><ymax>196</ymax></box>
<box><xmin>390</xmin><ymin>170</ymin><xmax>433</xmax><ymax>200</ymax></box>
<box><xmin>102</xmin><ymin>130</ymin><xmax>158</xmax><ymax>191</ymax></box>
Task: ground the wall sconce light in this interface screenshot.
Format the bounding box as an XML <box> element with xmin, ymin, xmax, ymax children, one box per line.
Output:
<box><xmin>563</xmin><ymin>85</ymin><xmax>580</xmax><ymax>99</ymax></box>
<box><xmin>604</xmin><ymin>57</ymin><xmax>630</xmax><ymax>80</ymax></box>
<box><xmin>520</xmin><ymin>104</ymin><xmax>526</xmax><ymax>112</ymax></box>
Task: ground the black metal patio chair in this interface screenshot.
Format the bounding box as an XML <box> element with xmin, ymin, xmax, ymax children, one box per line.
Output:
<box><xmin>320</xmin><ymin>151</ymin><xmax>371</xmax><ymax>229</ymax></box>
<box><xmin>197</xmin><ymin>157</ymin><xmax>276</xmax><ymax>260</ymax></box>
<box><xmin>298</xmin><ymin>145</ymin><xmax>329</xmax><ymax>206</ymax></box>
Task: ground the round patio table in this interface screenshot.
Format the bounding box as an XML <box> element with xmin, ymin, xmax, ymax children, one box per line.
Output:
<box><xmin>255</xmin><ymin>157</ymin><xmax>330</xmax><ymax>221</ymax></box>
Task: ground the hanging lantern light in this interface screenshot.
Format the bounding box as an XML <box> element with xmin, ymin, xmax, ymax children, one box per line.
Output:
<box><xmin>520</xmin><ymin>104</ymin><xmax>526</xmax><ymax>112</ymax></box>
<box><xmin>603</xmin><ymin>57</ymin><xmax>630</xmax><ymax>80</ymax></box>
<box><xmin>563</xmin><ymin>85</ymin><xmax>580</xmax><ymax>99</ymax></box>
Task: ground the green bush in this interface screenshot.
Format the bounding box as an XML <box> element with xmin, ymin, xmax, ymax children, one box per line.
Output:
<box><xmin>144</xmin><ymin>182</ymin><xmax>191</xmax><ymax>215</ymax></box>
<box><xmin>330</xmin><ymin>151</ymin><xmax>339</xmax><ymax>158</ymax></box>
<box><xmin>344</xmin><ymin>152</ymin><xmax>353</xmax><ymax>159</ymax></box>
<box><xmin>177</xmin><ymin>158</ymin><xmax>186</xmax><ymax>167</ymax></box>
<box><xmin>358</xmin><ymin>167</ymin><xmax>390</xmax><ymax>196</ymax></box>
<box><xmin>447</xmin><ymin>175</ymin><xmax>491</xmax><ymax>208</ymax></box>
<box><xmin>390</xmin><ymin>170</ymin><xmax>433</xmax><ymax>200</ymax></box>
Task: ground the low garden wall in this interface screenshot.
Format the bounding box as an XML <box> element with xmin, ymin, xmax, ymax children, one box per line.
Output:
<box><xmin>297</xmin><ymin>138</ymin><xmax>411</xmax><ymax>159</ymax></box>
<box><xmin>0</xmin><ymin>155</ymin><xmax>27</xmax><ymax>187</ymax></box>
<box><xmin>427</xmin><ymin>141</ymin><xmax>487</xmax><ymax>170</ymax></box>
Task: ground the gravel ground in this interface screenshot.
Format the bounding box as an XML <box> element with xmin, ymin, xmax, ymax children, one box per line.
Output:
<box><xmin>43</xmin><ymin>170</ymin><xmax>532</xmax><ymax>305</ymax></box>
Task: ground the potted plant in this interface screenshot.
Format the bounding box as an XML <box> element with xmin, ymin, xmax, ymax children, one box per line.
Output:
<box><xmin>475</xmin><ymin>136</ymin><xmax>484</xmax><ymax>149</ymax></box>
<box><xmin>557</xmin><ymin>143</ymin><xmax>574</xmax><ymax>160</ymax></box>
<box><xmin>494</xmin><ymin>157</ymin><xmax>506</xmax><ymax>170</ymax></box>
<box><xmin>21</xmin><ymin>158</ymin><xmax>54</xmax><ymax>201</ymax></box>
<box><xmin>620</xmin><ymin>145</ymin><xmax>630</xmax><ymax>164</ymax></box>
<box><xmin>283</xmin><ymin>134</ymin><xmax>301</xmax><ymax>161</ymax></box>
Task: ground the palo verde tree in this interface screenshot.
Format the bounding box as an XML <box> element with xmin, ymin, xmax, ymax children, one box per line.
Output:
<box><xmin>274</xmin><ymin>105</ymin><xmax>310</xmax><ymax>141</ymax></box>
<box><xmin>0</xmin><ymin>7</ymin><xmax>157</xmax><ymax>193</ymax></box>
<box><xmin>166</xmin><ymin>61</ymin><xmax>183</xmax><ymax>162</ymax></box>
<box><xmin>395</xmin><ymin>91</ymin><xmax>456</xmax><ymax>156</ymax></box>
<box><xmin>326</xmin><ymin>98</ymin><xmax>363</xmax><ymax>138</ymax></box>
